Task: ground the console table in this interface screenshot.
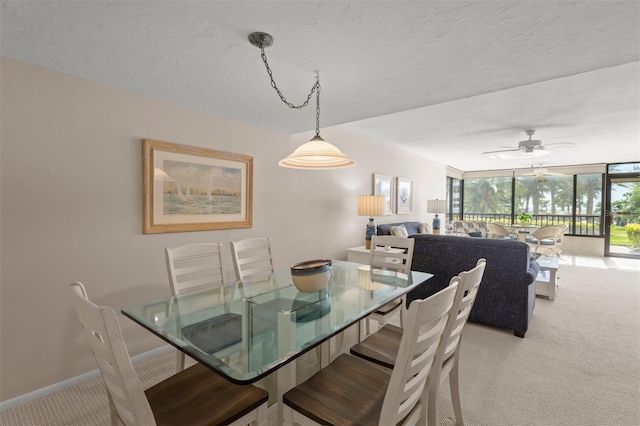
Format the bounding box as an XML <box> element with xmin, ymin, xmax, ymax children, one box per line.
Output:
<box><xmin>535</xmin><ymin>256</ymin><xmax>560</xmax><ymax>300</ymax></box>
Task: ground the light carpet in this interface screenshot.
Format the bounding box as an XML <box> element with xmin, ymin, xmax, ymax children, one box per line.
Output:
<box><xmin>1</xmin><ymin>255</ymin><xmax>639</xmax><ymax>426</ymax></box>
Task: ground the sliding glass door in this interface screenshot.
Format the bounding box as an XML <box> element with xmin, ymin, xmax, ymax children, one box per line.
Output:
<box><xmin>605</xmin><ymin>163</ymin><xmax>640</xmax><ymax>258</ymax></box>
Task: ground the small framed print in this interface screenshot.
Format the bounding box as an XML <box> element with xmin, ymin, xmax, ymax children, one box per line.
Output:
<box><xmin>373</xmin><ymin>173</ymin><xmax>395</xmax><ymax>215</ymax></box>
<box><xmin>396</xmin><ymin>177</ymin><xmax>413</xmax><ymax>214</ymax></box>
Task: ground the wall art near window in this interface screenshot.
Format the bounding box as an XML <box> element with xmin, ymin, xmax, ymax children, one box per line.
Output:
<box><xmin>143</xmin><ymin>139</ymin><xmax>253</xmax><ymax>234</ymax></box>
<box><xmin>373</xmin><ymin>173</ymin><xmax>395</xmax><ymax>215</ymax></box>
<box><xmin>396</xmin><ymin>177</ymin><xmax>413</xmax><ymax>214</ymax></box>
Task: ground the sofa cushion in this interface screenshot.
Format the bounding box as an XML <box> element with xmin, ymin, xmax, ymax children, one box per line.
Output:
<box><xmin>418</xmin><ymin>223</ymin><xmax>432</xmax><ymax>234</ymax></box>
<box><xmin>389</xmin><ymin>224</ymin><xmax>409</xmax><ymax>237</ymax></box>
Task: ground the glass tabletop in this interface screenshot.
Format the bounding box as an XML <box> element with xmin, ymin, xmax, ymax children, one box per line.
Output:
<box><xmin>122</xmin><ymin>260</ymin><xmax>432</xmax><ymax>384</ymax></box>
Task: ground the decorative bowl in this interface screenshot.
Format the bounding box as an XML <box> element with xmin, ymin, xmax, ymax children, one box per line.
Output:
<box><xmin>290</xmin><ymin>259</ymin><xmax>332</xmax><ymax>292</ymax></box>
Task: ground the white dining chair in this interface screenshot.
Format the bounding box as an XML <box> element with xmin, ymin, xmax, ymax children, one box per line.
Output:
<box><xmin>69</xmin><ymin>282</ymin><xmax>268</xmax><ymax>426</ymax></box>
<box><xmin>165</xmin><ymin>243</ymin><xmax>229</xmax><ymax>372</ymax></box>
<box><xmin>364</xmin><ymin>235</ymin><xmax>415</xmax><ymax>337</ymax></box>
<box><xmin>350</xmin><ymin>259</ymin><xmax>487</xmax><ymax>426</ymax></box>
<box><xmin>230</xmin><ymin>238</ymin><xmax>274</xmax><ymax>282</ymax></box>
<box><xmin>282</xmin><ymin>281</ymin><xmax>458</xmax><ymax>425</ymax></box>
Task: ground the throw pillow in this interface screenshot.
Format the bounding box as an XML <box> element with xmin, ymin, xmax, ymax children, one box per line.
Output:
<box><xmin>389</xmin><ymin>224</ymin><xmax>409</xmax><ymax>238</ymax></box>
<box><xmin>419</xmin><ymin>222</ymin><xmax>432</xmax><ymax>234</ymax></box>
<box><xmin>468</xmin><ymin>231</ymin><xmax>483</xmax><ymax>238</ymax></box>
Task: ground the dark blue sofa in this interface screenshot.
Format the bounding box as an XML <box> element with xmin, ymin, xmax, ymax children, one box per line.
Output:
<box><xmin>407</xmin><ymin>234</ymin><xmax>540</xmax><ymax>337</ymax></box>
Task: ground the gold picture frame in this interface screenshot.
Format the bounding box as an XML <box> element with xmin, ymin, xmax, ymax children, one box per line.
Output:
<box><xmin>143</xmin><ymin>139</ymin><xmax>253</xmax><ymax>234</ymax></box>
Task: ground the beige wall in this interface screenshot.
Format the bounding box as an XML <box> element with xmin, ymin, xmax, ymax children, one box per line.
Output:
<box><xmin>0</xmin><ymin>58</ymin><xmax>446</xmax><ymax>400</ymax></box>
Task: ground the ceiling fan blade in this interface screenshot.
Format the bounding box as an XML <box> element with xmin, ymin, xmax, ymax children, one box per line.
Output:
<box><xmin>481</xmin><ymin>148</ymin><xmax>521</xmax><ymax>155</ymax></box>
<box><xmin>544</xmin><ymin>142</ymin><xmax>577</xmax><ymax>147</ymax></box>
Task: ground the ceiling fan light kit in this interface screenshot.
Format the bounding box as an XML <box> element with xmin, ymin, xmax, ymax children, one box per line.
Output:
<box><xmin>249</xmin><ymin>32</ymin><xmax>355</xmax><ymax>170</ymax></box>
<box><xmin>482</xmin><ymin>129</ymin><xmax>575</xmax><ymax>159</ymax></box>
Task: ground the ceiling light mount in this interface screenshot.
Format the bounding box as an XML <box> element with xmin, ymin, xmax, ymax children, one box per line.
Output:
<box><xmin>248</xmin><ymin>31</ymin><xmax>354</xmax><ymax>170</ymax></box>
<box><xmin>248</xmin><ymin>32</ymin><xmax>273</xmax><ymax>49</ymax></box>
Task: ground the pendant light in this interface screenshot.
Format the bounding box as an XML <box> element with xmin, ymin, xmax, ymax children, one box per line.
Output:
<box><xmin>248</xmin><ymin>32</ymin><xmax>355</xmax><ymax>170</ymax></box>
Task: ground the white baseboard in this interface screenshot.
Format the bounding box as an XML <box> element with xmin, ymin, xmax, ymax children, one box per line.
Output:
<box><xmin>0</xmin><ymin>345</ymin><xmax>172</xmax><ymax>411</ymax></box>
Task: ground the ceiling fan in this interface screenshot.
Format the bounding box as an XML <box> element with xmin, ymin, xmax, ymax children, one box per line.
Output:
<box><xmin>522</xmin><ymin>165</ymin><xmax>565</xmax><ymax>182</ymax></box>
<box><xmin>481</xmin><ymin>130</ymin><xmax>576</xmax><ymax>157</ymax></box>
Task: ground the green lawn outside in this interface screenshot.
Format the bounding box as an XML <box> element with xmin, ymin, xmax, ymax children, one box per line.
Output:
<box><xmin>610</xmin><ymin>225</ymin><xmax>632</xmax><ymax>247</ymax></box>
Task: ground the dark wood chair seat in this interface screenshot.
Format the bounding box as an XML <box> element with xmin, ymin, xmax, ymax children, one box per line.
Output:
<box><xmin>350</xmin><ymin>323</ymin><xmax>402</xmax><ymax>369</ymax></box>
<box><xmin>146</xmin><ymin>363</ymin><xmax>268</xmax><ymax>426</ymax></box>
<box><xmin>283</xmin><ymin>353</ymin><xmax>393</xmax><ymax>425</ymax></box>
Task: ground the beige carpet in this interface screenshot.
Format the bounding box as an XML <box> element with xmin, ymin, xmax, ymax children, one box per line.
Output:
<box><xmin>2</xmin><ymin>255</ymin><xmax>639</xmax><ymax>426</ymax></box>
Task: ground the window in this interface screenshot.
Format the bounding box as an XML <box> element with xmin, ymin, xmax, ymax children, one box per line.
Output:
<box><xmin>459</xmin><ymin>172</ymin><xmax>604</xmax><ymax>236</ymax></box>
<box><xmin>462</xmin><ymin>177</ymin><xmax>512</xmax><ymax>223</ymax></box>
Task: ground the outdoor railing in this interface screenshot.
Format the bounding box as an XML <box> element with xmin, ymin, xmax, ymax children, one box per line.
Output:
<box><xmin>449</xmin><ymin>213</ymin><xmax>602</xmax><ymax>236</ymax></box>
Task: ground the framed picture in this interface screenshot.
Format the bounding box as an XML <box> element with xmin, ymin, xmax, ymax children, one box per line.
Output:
<box><xmin>143</xmin><ymin>139</ymin><xmax>253</xmax><ymax>234</ymax></box>
<box><xmin>373</xmin><ymin>173</ymin><xmax>395</xmax><ymax>215</ymax></box>
<box><xmin>396</xmin><ymin>177</ymin><xmax>413</xmax><ymax>214</ymax></box>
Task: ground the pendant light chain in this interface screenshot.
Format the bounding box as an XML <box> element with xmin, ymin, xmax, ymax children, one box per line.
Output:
<box><xmin>259</xmin><ymin>46</ymin><xmax>319</xmax><ymax>110</ymax></box>
<box><xmin>315</xmin><ymin>77</ymin><xmax>321</xmax><ymax>137</ymax></box>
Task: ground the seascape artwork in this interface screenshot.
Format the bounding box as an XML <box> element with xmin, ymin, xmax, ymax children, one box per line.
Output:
<box><xmin>162</xmin><ymin>160</ymin><xmax>242</xmax><ymax>215</ymax></box>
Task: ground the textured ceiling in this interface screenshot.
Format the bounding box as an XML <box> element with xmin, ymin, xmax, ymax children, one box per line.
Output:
<box><xmin>2</xmin><ymin>0</ymin><xmax>639</xmax><ymax>171</ymax></box>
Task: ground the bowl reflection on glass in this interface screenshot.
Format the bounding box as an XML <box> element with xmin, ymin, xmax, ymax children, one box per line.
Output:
<box><xmin>290</xmin><ymin>259</ymin><xmax>331</xmax><ymax>292</ymax></box>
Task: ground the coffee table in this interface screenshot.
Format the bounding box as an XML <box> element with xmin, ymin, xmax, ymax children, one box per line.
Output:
<box><xmin>535</xmin><ymin>256</ymin><xmax>560</xmax><ymax>300</ymax></box>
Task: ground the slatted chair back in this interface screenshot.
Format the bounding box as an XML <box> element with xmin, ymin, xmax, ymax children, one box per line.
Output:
<box><xmin>230</xmin><ymin>237</ymin><xmax>274</xmax><ymax>281</ymax></box>
<box><xmin>70</xmin><ymin>282</ymin><xmax>156</xmax><ymax>425</ymax></box>
<box><xmin>165</xmin><ymin>243</ymin><xmax>225</xmax><ymax>295</ymax></box>
<box><xmin>370</xmin><ymin>235</ymin><xmax>415</xmax><ymax>273</ymax></box>
<box><xmin>363</xmin><ymin>235</ymin><xmax>415</xmax><ymax>335</ymax></box>
<box><xmin>165</xmin><ymin>243</ymin><xmax>228</xmax><ymax>372</ymax></box>
<box><xmin>439</xmin><ymin>258</ymin><xmax>486</xmax><ymax>364</ymax></box>
<box><xmin>379</xmin><ymin>282</ymin><xmax>459</xmax><ymax>425</ymax></box>
<box><xmin>428</xmin><ymin>258</ymin><xmax>487</xmax><ymax>425</ymax></box>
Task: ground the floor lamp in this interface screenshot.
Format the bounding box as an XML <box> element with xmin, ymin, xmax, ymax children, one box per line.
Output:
<box><xmin>358</xmin><ymin>195</ymin><xmax>386</xmax><ymax>249</ymax></box>
<box><xmin>427</xmin><ymin>199</ymin><xmax>447</xmax><ymax>235</ymax></box>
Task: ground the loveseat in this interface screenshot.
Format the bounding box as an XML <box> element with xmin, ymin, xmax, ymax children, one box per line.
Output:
<box><xmin>406</xmin><ymin>234</ymin><xmax>539</xmax><ymax>337</ymax></box>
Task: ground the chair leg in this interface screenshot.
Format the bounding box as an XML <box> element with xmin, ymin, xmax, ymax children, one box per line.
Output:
<box><xmin>176</xmin><ymin>350</ymin><xmax>185</xmax><ymax>372</ymax></box>
<box><xmin>450</xmin><ymin>356</ymin><xmax>464</xmax><ymax>426</ymax></box>
<box><xmin>107</xmin><ymin>393</ymin><xmax>120</xmax><ymax>426</ymax></box>
<box><xmin>427</xmin><ymin>372</ymin><xmax>441</xmax><ymax>426</ymax></box>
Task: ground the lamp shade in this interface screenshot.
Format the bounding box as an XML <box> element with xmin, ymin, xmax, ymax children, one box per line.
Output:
<box><xmin>278</xmin><ymin>135</ymin><xmax>355</xmax><ymax>170</ymax></box>
<box><xmin>426</xmin><ymin>199</ymin><xmax>447</xmax><ymax>214</ymax></box>
<box><xmin>358</xmin><ymin>195</ymin><xmax>385</xmax><ymax>217</ymax></box>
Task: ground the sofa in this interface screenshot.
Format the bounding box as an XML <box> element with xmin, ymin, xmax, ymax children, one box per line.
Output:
<box><xmin>377</xmin><ymin>221</ymin><xmax>423</xmax><ymax>236</ymax></box>
<box><xmin>405</xmin><ymin>233</ymin><xmax>539</xmax><ymax>337</ymax></box>
<box><xmin>374</xmin><ymin>221</ymin><xmax>539</xmax><ymax>336</ymax></box>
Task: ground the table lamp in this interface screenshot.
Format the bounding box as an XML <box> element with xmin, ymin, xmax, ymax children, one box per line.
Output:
<box><xmin>427</xmin><ymin>199</ymin><xmax>447</xmax><ymax>235</ymax></box>
<box><xmin>358</xmin><ymin>195</ymin><xmax>385</xmax><ymax>249</ymax></box>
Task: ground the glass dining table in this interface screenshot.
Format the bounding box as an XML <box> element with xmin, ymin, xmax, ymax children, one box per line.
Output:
<box><xmin>122</xmin><ymin>259</ymin><xmax>433</xmax><ymax>423</ymax></box>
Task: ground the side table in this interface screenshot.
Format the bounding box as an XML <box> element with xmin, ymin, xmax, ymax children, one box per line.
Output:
<box><xmin>346</xmin><ymin>246</ymin><xmax>404</xmax><ymax>265</ymax></box>
<box><xmin>535</xmin><ymin>256</ymin><xmax>560</xmax><ymax>300</ymax></box>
